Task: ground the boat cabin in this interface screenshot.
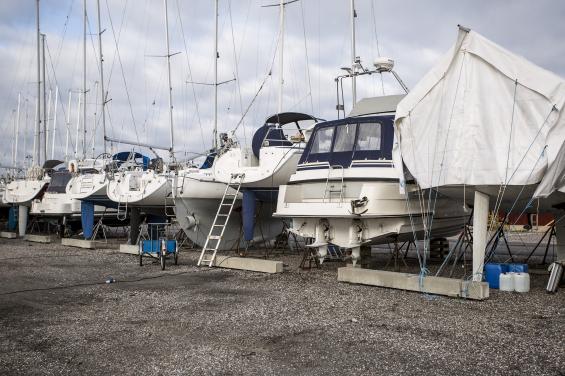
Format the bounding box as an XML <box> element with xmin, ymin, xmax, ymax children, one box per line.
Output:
<box><xmin>298</xmin><ymin>115</ymin><xmax>394</xmax><ymax>167</ymax></box>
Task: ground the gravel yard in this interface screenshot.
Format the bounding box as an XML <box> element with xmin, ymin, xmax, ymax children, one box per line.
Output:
<box><xmin>0</xmin><ymin>238</ymin><xmax>563</xmax><ymax>375</ymax></box>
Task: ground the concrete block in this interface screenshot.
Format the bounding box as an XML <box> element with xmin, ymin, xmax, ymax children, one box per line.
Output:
<box><xmin>119</xmin><ymin>244</ymin><xmax>139</xmax><ymax>255</ymax></box>
<box><xmin>24</xmin><ymin>234</ymin><xmax>54</xmax><ymax>244</ymax></box>
<box><xmin>338</xmin><ymin>267</ymin><xmax>489</xmax><ymax>300</ymax></box>
<box><xmin>213</xmin><ymin>255</ymin><xmax>283</xmax><ymax>274</ymax></box>
<box><xmin>61</xmin><ymin>238</ymin><xmax>95</xmax><ymax>249</ymax></box>
<box><xmin>0</xmin><ymin>231</ymin><xmax>17</xmax><ymax>239</ymax></box>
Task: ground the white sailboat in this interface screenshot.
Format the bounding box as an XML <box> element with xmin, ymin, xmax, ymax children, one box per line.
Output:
<box><xmin>106</xmin><ymin>0</ymin><xmax>176</xmax><ymax>217</ymax></box>
<box><xmin>174</xmin><ymin>0</ymin><xmax>288</xmax><ymax>253</ymax></box>
<box><xmin>66</xmin><ymin>0</ymin><xmax>114</xmax><ymax>210</ymax></box>
<box><xmin>4</xmin><ymin>0</ymin><xmax>50</xmax><ymax>235</ymax></box>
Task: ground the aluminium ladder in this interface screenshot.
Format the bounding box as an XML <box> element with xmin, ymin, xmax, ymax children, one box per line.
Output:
<box><xmin>197</xmin><ymin>173</ymin><xmax>245</xmax><ymax>267</ymax></box>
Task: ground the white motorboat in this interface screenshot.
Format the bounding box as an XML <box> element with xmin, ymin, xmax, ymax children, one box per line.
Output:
<box><xmin>275</xmin><ymin>93</ymin><xmax>469</xmax><ymax>265</ymax></box>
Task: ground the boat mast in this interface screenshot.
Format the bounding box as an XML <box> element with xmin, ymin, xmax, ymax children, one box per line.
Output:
<box><xmin>13</xmin><ymin>93</ymin><xmax>21</xmax><ymax>167</ymax></box>
<box><xmin>42</xmin><ymin>33</ymin><xmax>47</xmax><ymax>164</ymax></box>
<box><xmin>350</xmin><ymin>0</ymin><xmax>357</xmax><ymax>106</ymax></box>
<box><xmin>65</xmin><ymin>90</ymin><xmax>72</xmax><ymax>161</ymax></box>
<box><xmin>277</xmin><ymin>0</ymin><xmax>285</xmax><ymax>114</ymax></box>
<box><xmin>213</xmin><ymin>0</ymin><xmax>218</xmax><ymax>150</ymax></box>
<box><xmin>164</xmin><ymin>0</ymin><xmax>174</xmax><ymax>156</ymax></box>
<box><xmin>96</xmin><ymin>0</ymin><xmax>107</xmax><ymax>154</ymax></box>
<box><xmin>83</xmin><ymin>0</ymin><xmax>87</xmax><ymax>159</ymax></box>
<box><xmin>51</xmin><ymin>86</ymin><xmax>58</xmax><ymax>159</ymax></box>
<box><xmin>34</xmin><ymin>0</ymin><xmax>40</xmax><ymax>167</ymax></box>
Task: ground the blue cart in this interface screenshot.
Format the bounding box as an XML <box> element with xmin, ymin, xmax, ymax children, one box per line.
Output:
<box><xmin>138</xmin><ymin>223</ymin><xmax>178</xmax><ymax>270</ymax></box>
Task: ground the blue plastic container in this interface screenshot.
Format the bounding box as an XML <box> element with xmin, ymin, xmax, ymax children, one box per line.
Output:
<box><xmin>508</xmin><ymin>263</ymin><xmax>529</xmax><ymax>273</ymax></box>
<box><xmin>484</xmin><ymin>263</ymin><xmax>509</xmax><ymax>289</ymax></box>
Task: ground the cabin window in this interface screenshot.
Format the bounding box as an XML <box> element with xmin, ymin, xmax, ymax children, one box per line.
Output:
<box><xmin>333</xmin><ymin>123</ymin><xmax>356</xmax><ymax>152</ymax></box>
<box><xmin>355</xmin><ymin>122</ymin><xmax>381</xmax><ymax>151</ymax></box>
<box><xmin>310</xmin><ymin>126</ymin><xmax>334</xmax><ymax>154</ymax></box>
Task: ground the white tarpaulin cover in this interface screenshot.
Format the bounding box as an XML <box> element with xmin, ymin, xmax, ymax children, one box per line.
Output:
<box><xmin>393</xmin><ymin>27</ymin><xmax>565</xmax><ymax>195</ymax></box>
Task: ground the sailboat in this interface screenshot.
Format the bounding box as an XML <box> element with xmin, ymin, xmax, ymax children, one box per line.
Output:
<box><xmin>106</xmin><ymin>0</ymin><xmax>176</xmax><ymax>218</ymax></box>
<box><xmin>66</xmin><ymin>0</ymin><xmax>115</xmax><ymax>213</ymax></box>
<box><xmin>173</xmin><ymin>0</ymin><xmax>294</xmax><ymax>252</ymax></box>
<box><xmin>209</xmin><ymin>0</ymin><xmax>320</xmax><ymax>246</ymax></box>
<box><xmin>4</xmin><ymin>0</ymin><xmax>51</xmax><ymax>236</ymax></box>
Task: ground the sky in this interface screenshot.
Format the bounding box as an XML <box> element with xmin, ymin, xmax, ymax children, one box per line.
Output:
<box><xmin>1</xmin><ymin>0</ymin><xmax>564</xmax><ymax>167</ymax></box>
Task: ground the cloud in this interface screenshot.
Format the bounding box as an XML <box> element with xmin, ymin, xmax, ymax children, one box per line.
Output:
<box><xmin>0</xmin><ymin>0</ymin><xmax>564</xmax><ymax>167</ymax></box>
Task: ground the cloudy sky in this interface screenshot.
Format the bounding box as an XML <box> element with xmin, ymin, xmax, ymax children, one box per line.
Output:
<box><xmin>1</xmin><ymin>0</ymin><xmax>564</xmax><ymax>167</ymax></box>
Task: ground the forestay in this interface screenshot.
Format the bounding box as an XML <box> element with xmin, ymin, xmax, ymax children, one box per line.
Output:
<box><xmin>393</xmin><ymin>26</ymin><xmax>565</xmax><ymax>194</ymax></box>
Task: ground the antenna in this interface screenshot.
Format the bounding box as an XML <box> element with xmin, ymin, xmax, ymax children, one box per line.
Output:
<box><xmin>350</xmin><ymin>0</ymin><xmax>357</xmax><ymax>106</ymax></box>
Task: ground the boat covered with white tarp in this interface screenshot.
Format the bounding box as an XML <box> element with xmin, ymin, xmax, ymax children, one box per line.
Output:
<box><xmin>393</xmin><ymin>26</ymin><xmax>565</xmax><ymax>210</ymax></box>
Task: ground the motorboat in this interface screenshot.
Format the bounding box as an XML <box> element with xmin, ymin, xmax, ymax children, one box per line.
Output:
<box><xmin>275</xmin><ymin>93</ymin><xmax>469</xmax><ymax>265</ymax></box>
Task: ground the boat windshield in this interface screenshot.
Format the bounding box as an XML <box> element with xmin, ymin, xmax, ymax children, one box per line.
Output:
<box><xmin>298</xmin><ymin>115</ymin><xmax>394</xmax><ymax>166</ymax></box>
<box><xmin>47</xmin><ymin>172</ymin><xmax>72</xmax><ymax>193</ymax></box>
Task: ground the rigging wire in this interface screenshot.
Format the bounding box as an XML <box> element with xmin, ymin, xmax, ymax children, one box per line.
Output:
<box><xmin>231</xmin><ymin>19</ymin><xmax>281</xmax><ymax>135</ymax></box>
<box><xmin>299</xmin><ymin>0</ymin><xmax>314</xmax><ymax>114</ymax></box>
<box><xmin>104</xmin><ymin>0</ymin><xmax>140</xmax><ymax>146</ymax></box>
<box><xmin>175</xmin><ymin>0</ymin><xmax>206</xmax><ymax>151</ymax></box>
<box><xmin>228</xmin><ymin>0</ymin><xmax>247</xmax><ymax>145</ymax></box>
<box><xmin>53</xmin><ymin>0</ymin><xmax>76</xmax><ymax>71</ymax></box>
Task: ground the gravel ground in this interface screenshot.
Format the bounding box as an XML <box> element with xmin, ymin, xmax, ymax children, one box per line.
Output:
<box><xmin>0</xmin><ymin>238</ymin><xmax>563</xmax><ymax>375</ymax></box>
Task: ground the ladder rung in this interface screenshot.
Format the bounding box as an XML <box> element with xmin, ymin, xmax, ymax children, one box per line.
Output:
<box><xmin>209</xmin><ymin>235</ymin><xmax>221</xmax><ymax>240</ymax></box>
<box><xmin>213</xmin><ymin>224</ymin><xmax>225</xmax><ymax>227</ymax></box>
<box><xmin>221</xmin><ymin>203</ymin><xmax>232</xmax><ymax>206</ymax></box>
<box><xmin>217</xmin><ymin>214</ymin><xmax>228</xmax><ymax>217</ymax></box>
